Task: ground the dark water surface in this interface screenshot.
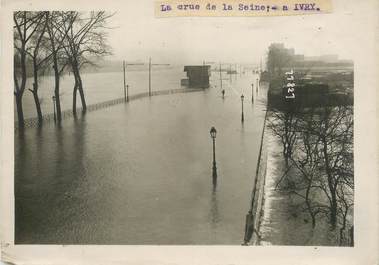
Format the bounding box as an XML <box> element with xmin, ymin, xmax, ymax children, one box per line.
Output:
<box><xmin>15</xmin><ymin>71</ymin><xmax>267</xmax><ymax>244</ymax></box>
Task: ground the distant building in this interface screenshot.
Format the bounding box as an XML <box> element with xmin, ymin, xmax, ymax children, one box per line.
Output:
<box><xmin>270</xmin><ymin>43</ymin><xmax>285</xmax><ymax>49</ymax></box>
<box><xmin>293</xmin><ymin>54</ymin><xmax>305</xmax><ymax>61</ymax></box>
<box><xmin>183</xmin><ymin>65</ymin><xmax>211</xmax><ymax>88</ymax></box>
<box><xmin>319</xmin><ymin>54</ymin><xmax>339</xmax><ymax>62</ymax></box>
<box><xmin>303</xmin><ymin>54</ymin><xmax>339</xmax><ymax>62</ymax></box>
<box><xmin>181</xmin><ymin>79</ymin><xmax>189</xmax><ymax>86</ymax></box>
<box><xmin>288</xmin><ymin>48</ymin><xmax>295</xmax><ymax>56</ymax></box>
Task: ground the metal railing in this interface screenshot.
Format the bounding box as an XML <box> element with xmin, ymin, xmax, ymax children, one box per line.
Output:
<box><xmin>243</xmin><ymin>109</ymin><xmax>269</xmax><ymax>245</ymax></box>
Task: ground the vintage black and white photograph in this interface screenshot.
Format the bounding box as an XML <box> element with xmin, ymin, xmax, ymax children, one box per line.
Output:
<box><xmin>11</xmin><ymin>6</ymin><xmax>357</xmax><ymax>246</ymax></box>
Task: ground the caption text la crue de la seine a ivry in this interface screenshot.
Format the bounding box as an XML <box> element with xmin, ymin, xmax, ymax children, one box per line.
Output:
<box><xmin>160</xmin><ymin>2</ymin><xmax>321</xmax><ymax>12</ymax></box>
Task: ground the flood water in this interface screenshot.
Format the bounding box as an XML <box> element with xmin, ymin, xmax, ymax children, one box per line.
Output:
<box><xmin>15</xmin><ymin>68</ymin><xmax>267</xmax><ymax>244</ymax></box>
<box><xmin>16</xmin><ymin>66</ymin><xmax>189</xmax><ymax>120</ymax></box>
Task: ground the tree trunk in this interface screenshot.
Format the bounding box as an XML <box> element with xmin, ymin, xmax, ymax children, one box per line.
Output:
<box><xmin>330</xmin><ymin>193</ymin><xmax>337</xmax><ymax>229</ymax></box>
<box><xmin>15</xmin><ymin>93</ymin><xmax>24</xmax><ymax>128</ymax></box>
<box><xmin>322</xmin><ymin>134</ymin><xmax>338</xmax><ymax>229</ymax></box>
<box><xmin>47</xmin><ymin>14</ymin><xmax>62</xmax><ymax>123</ymax></box>
<box><xmin>311</xmin><ymin>215</ymin><xmax>316</xmax><ymax>228</ymax></box>
<box><xmin>15</xmin><ymin>42</ymin><xmax>27</xmax><ymax>127</ymax></box>
<box><xmin>31</xmin><ymin>88</ymin><xmax>43</xmax><ymax>124</ymax></box>
<box><xmin>305</xmin><ymin>179</ymin><xmax>316</xmax><ymax>228</ymax></box>
<box><xmin>55</xmin><ymin>88</ymin><xmax>62</xmax><ymax>122</ymax></box>
<box><xmin>73</xmin><ymin>76</ymin><xmax>78</xmax><ymax>115</ymax></box>
<box><xmin>77</xmin><ymin>74</ymin><xmax>86</xmax><ymax>113</ymax></box>
<box><xmin>349</xmin><ymin>226</ymin><xmax>354</xmax><ymax>246</ymax></box>
<box><xmin>73</xmin><ymin>63</ymin><xmax>86</xmax><ymax>113</ymax></box>
<box><xmin>20</xmin><ymin>45</ymin><xmax>27</xmax><ymax>98</ymax></box>
<box><xmin>32</xmin><ymin>59</ymin><xmax>43</xmax><ymax>123</ymax></box>
<box><xmin>53</xmin><ymin>61</ymin><xmax>62</xmax><ymax>122</ymax></box>
<box><xmin>339</xmin><ymin>227</ymin><xmax>345</xmax><ymax>246</ymax></box>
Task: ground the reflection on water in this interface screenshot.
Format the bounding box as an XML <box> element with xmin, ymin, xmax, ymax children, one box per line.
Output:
<box><xmin>212</xmin><ymin>176</ymin><xmax>218</xmax><ymax>190</ymax></box>
<box><xmin>210</xmin><ymin>186</ymin><xmax>220</xmax><ymax>226</ymax></box>
<box><xmin>15</xmin><ymin>71</ymin><xmax>267</xmax><ymax>244</ymax></box>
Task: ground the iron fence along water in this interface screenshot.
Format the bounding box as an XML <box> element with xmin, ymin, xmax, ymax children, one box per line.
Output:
<box><xmin>243</xmin><ymin>106</ymin><xmax>269</xmax><ymax>245</ymax></box>
<box><xmin>14</xmin><ymin>88</ymin><xmax>204</xmax><ymax>130</ymax></box>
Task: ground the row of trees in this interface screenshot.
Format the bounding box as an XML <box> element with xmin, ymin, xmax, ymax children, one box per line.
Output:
<box><xmin>267</xmin><ymin>104</ymin><xmax>354</xmax><ymax>245</ymax></box>
<box><xmin>14</xmin><ymin>11</ymin><xmax>112</xmax><ymax>127</ymax></box>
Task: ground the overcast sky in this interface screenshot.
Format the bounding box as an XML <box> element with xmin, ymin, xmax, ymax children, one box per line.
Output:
<box><xmin>105</xmin><ymin>0</ymin><xmax>356</xmax><ymax>65</ymax></box>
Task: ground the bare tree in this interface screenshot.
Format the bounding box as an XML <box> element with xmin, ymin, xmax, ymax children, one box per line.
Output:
<box><xmin>268</xmin><ymin>105</ymin><xmax>354</xmax><ymax>240</ymax></box>
<box><xmin>59</xmin><ymin>11</ymin><xmax>113</xmax><ymax>114</ymax></box>
<box><xmin>289</xmin><ymin>128</ymin><xmax>323</xmax><ymax>227</ymax></box>
<box><xmin>286</xmin><ymin>108</ymin><xmax>331</xmax><ymax>228</ymax></box>
<box><xmin>314</xmin><ymin>105</ymin><xmax>354</xmax><ymax>229</ymax></box>
<box><xmin>336</xmin><ymin>178</ymin><xmax>354</xmax><ymax>245</ymax></box>
<box><xmin>267</xmin><ymin>107</ymin><xmax>298</xmax><ymax>167</ymax></box>
<box><xmin>14</xmin><ymin>11</ymin><xmax>112</xmax><ymax>125</ymax></box>
<box><xmin>14</xmin><ymin>11</ymin><xmax>45</xmax><ymax>127</ymax></box>
<box><xmin>45</xmin><ymin>11</ymin><xmax>75</xmax><ymax>122</ymax></box>
<box><xmin>25</xmin><ymin>12</ymin><xmax>50</xmax><ymax>123</ymax></box>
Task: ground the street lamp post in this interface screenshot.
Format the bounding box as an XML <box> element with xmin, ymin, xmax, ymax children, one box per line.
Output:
<box><xmin>256</xmin><ymin>78</ymin><xmax>259</xmax><ymax>92</ymax></box>
<box><xmin>210</xmin><ymin>127</ymin><xmax>217</xmax><ymax>181</ymax></box>
<box><xmin>229</xmin><ymin>64</ymin><xmax>232</xmax><ymax>82</ymax></box>
<box><xmin>241</xmin><ymin>94</ymin><xmax>245</xmax><ymax>122</ymax></box>
<box><xmin>251</xmin><ymin>84</ymin><xmax>254</xmax><ymax>102</ymax></box>
<box><xmin>52</xmin><ymin>95</ymin><xmax>56</xmax><ymax>123</ymax></box>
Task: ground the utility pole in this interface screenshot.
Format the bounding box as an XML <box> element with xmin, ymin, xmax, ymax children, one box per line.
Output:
<box><xmin>241</xmin><ymin>94</ymin><xmax>245</xmax><ymax>122</ymax></box>
<box><xmin>123</xmin><ymin>60</ymin><xmax>144</xmax><ymax>101</ymax></box>
<box><xmin>149</xmin><ymin>57</ymin><xmax>152</xmax><ymax>96</ymax></box>
<box><xmin>123</xmin><ymin>61</ymin><xmax>127</xmax><ymax>102</ymax></box>
<box><xmin>148</xmin><ymin>57</ymin><xmax>169</xmax><ymax>96</ymax></box>
<box><xmin>219</xmin><ymin>63</ymin><xmax>223</xmax><ymax>90</ymax></box>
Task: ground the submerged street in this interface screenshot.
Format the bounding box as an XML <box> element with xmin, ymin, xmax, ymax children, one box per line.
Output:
<box><xmin>15</xmin><ymin>71</ymin><xmax>267</xmax><ymax>244</ymax></box>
